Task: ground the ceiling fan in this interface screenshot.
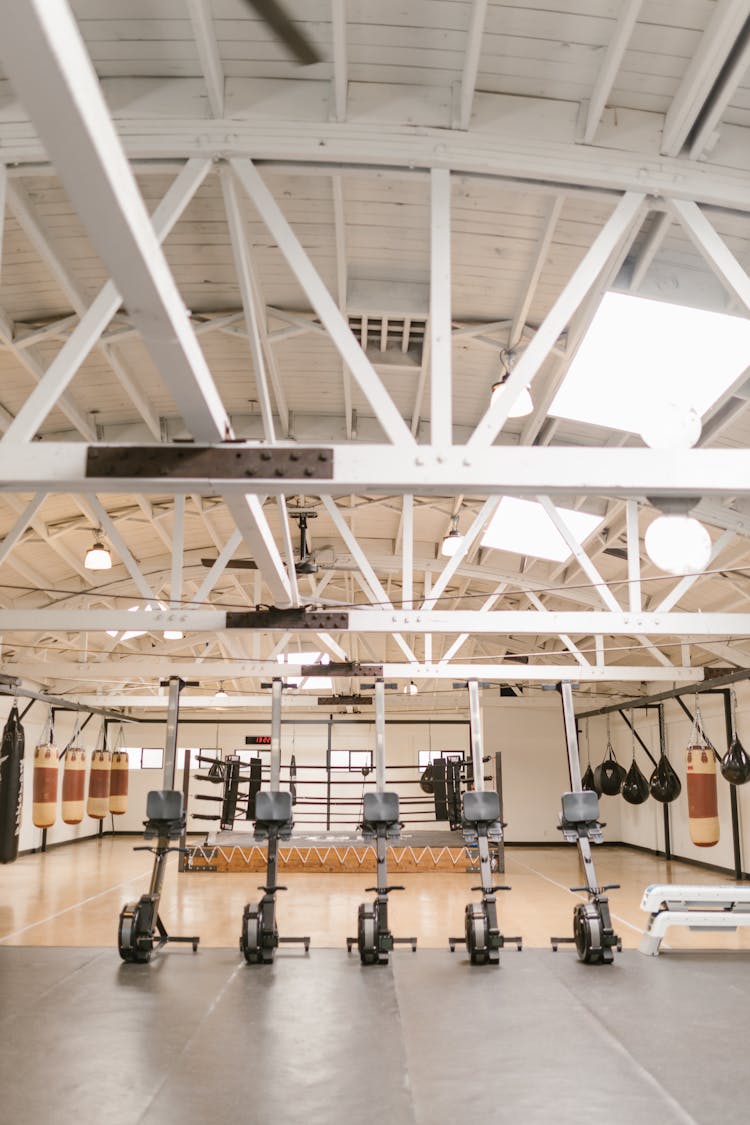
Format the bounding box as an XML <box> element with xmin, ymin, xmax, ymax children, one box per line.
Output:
<box><xmin>243</xmin><ymin>0</ymin><xmax>322</xmax><ymax>66</ymax></box>
<box><xmin>202</xmin><ymin>508</ymin><xmax>344</xmax><ymax>576</ymax></box>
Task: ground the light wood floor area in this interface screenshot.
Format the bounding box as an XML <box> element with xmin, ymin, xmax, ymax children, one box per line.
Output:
<box><xmin>1</xmin><ymin>836</ymin><xmax>749</xmax><ymax>951</ymax></box>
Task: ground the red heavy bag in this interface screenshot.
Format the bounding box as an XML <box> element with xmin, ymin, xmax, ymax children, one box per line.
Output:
<box><xmin>87</xmin><ymin>747</ymin><xmax>111</xmax><ymax>819</ymax></box>
<box><xmin>32</xmin><ymin>742</ymin><xmax>58</xmax><ymax>829</ymax></box>
<box><xmin>62</xmin><ymin>747</ymin><xmax>86</xmax><ymax>824</ymax></box>
<box><xmin>0</xmin><ymin>706</ymin><xmax>26</xmax><ymax>863</ymax></box>
<box><xmin>109</xmin><ymin>750</ymin><xmax>129</xmax><ymax>815</ymax></box>
<box><xmin>686</xmin><ymin>706</ymin><xmax>719</xmax><ymax>848</ymax></box>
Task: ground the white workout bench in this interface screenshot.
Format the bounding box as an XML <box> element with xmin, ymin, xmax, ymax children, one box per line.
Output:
<box><xmin>639</xmin><ymin>884</ymin><xmax>750</xmax><ymax>955</ymax></box>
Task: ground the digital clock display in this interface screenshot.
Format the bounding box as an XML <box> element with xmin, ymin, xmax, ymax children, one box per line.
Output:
<box><xmin>245</xmin><ymin>735</ymin><xmax>272</xmax><ymax>745</ymax></box>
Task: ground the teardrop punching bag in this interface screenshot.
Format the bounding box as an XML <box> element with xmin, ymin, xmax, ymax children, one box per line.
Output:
<box><xmin>109</xmin><ymin>750</ymin><xmax>129</xmax><ymax>815</ymax></box>
<box><xmin>721</xmin><ymin>737</ymin><xmax>750</xmax><ymax>786</ymax></box>
<box><xmin>62</xmin><ymin>748</ymin><xmax>86</xmax><ymax>825</ymax></box>
<box><xmin>621</xmin><ymin>757</ymin><xmax>650</xmax><ymax>805</ymax></box>
<box><xmin>32</xmin><ymin>743</ymin><xmax>58</xmax><ymax>828</ymax></box>
<box><xmin>0</xmin><ymin>707</ymin><xmax>26</xmax><ymax>863</ymax></box>
<box><xmin>87</xmin><ymin>748</ymin><xmax>111</xmax><ymax>819</ymax></box>
<box><xmin>649</xmin><ymin>753</ymin><xmax>682</xmax><ymax>803</ymax></box>
<box><xmin>686</xmin><ymin>743</ymin><xmax>720</xmax><ymax>847</ymax></box>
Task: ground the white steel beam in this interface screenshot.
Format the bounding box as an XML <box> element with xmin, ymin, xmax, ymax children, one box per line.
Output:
<box><xmin>331</xmin><ymin>175</ymin><xmax>353</xmax><ymax>438</ymax></box>
<box><xmin>170</xmin><ymin>495</ymin><xmax>185</xmax><ymax>609</ymax></box>
<box><xmin>627</xmin><ymin>211</ymin><xmax>671</xmax><ymax>291</ymax></box>
<box><xmin>689</xmin><ymin>29</ymin><xmax>750</xmax><ymax>157</ymax></box>
<box><xmin>3</xmin><ymin>159</ymin><xmax>211</xmax><ymax>444</ymax></box>
<box><xmin>0</xmin><ymin>1</ymin><xmax>232</xmax><ymax>442</ymax></box>
<box><xmin>661</xmin><ymin>0</ymin><xmax>750</xmax><ymax>157</ymax></box>
<box><xmin>67</xmin><ymin>666</ymin><xmax>703</xmax><ymax>704</ymax></box>
<box><xmin>0</xmin><ymin>317</ymin><xmax>96</xmax><ymax>440</ymax></box>
<box><xmin>220</xmin><ymin>166</ymin><xmax>278</xmax><ymax>441</ymax></box>
<box><xmin>276</xmin><ymin>496</ymin><xmax>300</xmax><ymax>609</ymax></box>
<box><xmin>582</xmin><ymin>0</ymin><xmax>643</xmax><ymax>144</ymax></box>
<box><xmin>321</xmin><ymin>495</ymin><xmax>418</xmax><ymax>662</ymax></box>
<box><xmin>12</xmin><ymin>443</ymin><xmax>750</xmax><ymax>498</ymax></box>
<box><xmin>537</xmin><ymin>496</ymin><xmax>621</xmax><ymax>612</ymax></box>
<box><xmin>626</xmin><ymin>499</ymin><xmax>642</xmax><ymax>613</ymax></box>
<box><xmin>402</xmin><ymin>495</ymin><xmax>414</xmax><ymax>610</ymax></box>
<box><xmin>467</xmin><ymin>192</ymin><xmax>645</xmax><ymax>451</ymax></box>
<box><xmin>430</xmin><ymin>168</ymin><xmax>453</xmax><ymax>449</ymax></box>
<box><xmin>524</xmin><ymin>591</ymin><xmax>591</xmax><ymax>667</ymax></box>
<box><xmin>0</xmin><ymin>163</ymin><xmax>5</xmax><ymax>280</ymax></box>
<box><xmin>0</xmin><ymin>493</ymin><xmax>46</xmax><ymax>567</ymax></box>
<box><xmin>509</xmin><ymin>195</ymin><xmax>563</xmax><ymax>348</ymax></box>
<box><xmin>458</xmin><ymin>0</ymin><xmax>488</xmax><ymax>130</ymax></box>
<box><xmin>0</xmin><ymin>607</ymin><xmax>749</xmax><ymax>639</ymax></box>
<box><xmin>186</xmin><ymin>0</ymin><xmax>224</xmax><ymax>117</ymax></box>
<box><xmin>331</xmin><ymin>0</ymin><xmax>348</xmax><ymax>122</ymax></box>
<box><xmin>439</xmin><ymin>582</ymin><xmax>508</xmax><ymax>664</ymax></box>
<box><xmin>189</xmin><ymin>528</ymin><xmax>243</xmax><ymax>608</ymax></box>
<box><xmin>2</xmin><ymin>494</ymin><xmax>91</xmax><ymax>581</ymax></box>
<box><xmin>668</xmin><ymin>197</ymin><xmax>750</xmax><ymax>311</ymax></box>
<box><xmin>224</xmin><ymin>494</ymin><xmax>292</xmax><ymax>607</ymax></box>
<box><xmin>230</xmin><ymin>158</ymin><xmax>416</xmax><ymax>449</ymax></box>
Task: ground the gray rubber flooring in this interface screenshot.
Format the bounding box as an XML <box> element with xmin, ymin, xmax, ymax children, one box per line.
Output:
<box><xmin>0</xmin><ymin>946</ymin><xmax>746</xmax><ymax>1125</ymax></box>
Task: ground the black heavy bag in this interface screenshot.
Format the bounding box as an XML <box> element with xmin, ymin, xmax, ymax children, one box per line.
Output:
<box><xmin>289</xmin><ymin>754</ymin><xmax>298</xmax><ymax>805</ymax></box>
<box><xmin>581</xmin><ymin>764</ymin><xmax>597</xmax><ymax>793</ymax></box>
<box><xmin>594</xmin><ymin>743</ymin><xmax>625</xmax><ymax>796</ymax></box>
<box><xmin>621</xmin><ymin>758</ymin><xmax>650</xmax><ymax>805</ymax></box>
<box><xmin>419</xmin><ymin>763</ymin><xmax>435</xmax><ymax>795</ymax></box>
<box><xmin>721</xmin><ymin>736</ymin><xmax>750</xmax><ymax>785</ymax></box>
<box><xmin>0</xmin><ymin>706</ymin><xmax>26</xmax><ymax>864</ymax></box>
<box><xmin>649</xmin><ymin>753</ymin><xmax>682</xmax><ymax>803</ymax></box>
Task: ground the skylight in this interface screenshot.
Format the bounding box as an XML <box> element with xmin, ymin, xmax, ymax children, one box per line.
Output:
<box><xmin>277</xmin><ymin>652</ymin><xmax>333</xmax><ymax>690</ymax></box>
<box><xmin>550</xmin><ymin>292</ymin><xmax>750</xmax><ymax>433</ymax></box>
<box><xmin>481</xmin><ymin>498</ymin><xmax>603</xmax><ymax>562</ymax></box>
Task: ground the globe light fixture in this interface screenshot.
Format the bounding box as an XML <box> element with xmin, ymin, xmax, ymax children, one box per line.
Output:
<box><xmin>645</xmin><ymin>513</ymin><xmax>712</xmax><ymax>575</ymax></box>
<box><xmin>441</xmin><ymin>514</ymin><xmax>464</xmax><ymax>557</ymax></box>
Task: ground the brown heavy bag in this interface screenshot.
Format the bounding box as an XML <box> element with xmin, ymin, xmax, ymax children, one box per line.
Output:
<box><xmin>32</xmin><ymin>743</ymin><xmax>58</xmax><ymax>828</ymax></box>
<box><xmin>62</xmin><ymin>748</ymin><xmax>86</xmax><ymax>824</ymax></box>
<box><xmin>686</xmin><ymin>706</ymin><xmax>719</xmax><ymax>847</ymax></box>
<box><xmin>109</xmin><ymin>750</ymin><xmax>129</xmax><ymax>815</ymax></box>
<box><xmin>87</xmin><ymin>748</ymin><xmax>111</xmax><ymax>819</ymax></box>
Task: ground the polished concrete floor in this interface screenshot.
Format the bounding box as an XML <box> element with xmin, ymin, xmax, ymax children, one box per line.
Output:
<box><xmin>2</xmin><ymin>836</ymin><xmax>749</xmax><ymax>951</ymax></box>
<box><xmin>0</xmin><ymin>945</ymin><xmax>746</xmax><ymax>1125</ymax></box>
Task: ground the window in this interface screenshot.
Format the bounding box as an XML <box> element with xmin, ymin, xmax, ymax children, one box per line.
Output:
<box><xmin>141</xmin><ymin>747</ymin><xmax>164</xmax><ymax>770</ymax></box>
<box><xmin>330</xmin><ymin>749</ymin><xmax>373</xmax><ymax>771</ymax></box>
<box><xmin>120</xmin><ymin>747</ymin><xmax>165</xmax><ymax>769</ymax></box>
<box><xmin>418</xmin><ymin>749</ymin><xmax>463</xmax><ymax>770</ymax></box>
<box><xmin>234</xmin><ymin>749</ymin><xmax>263</xmax><ymax>766</ymax></box>
<box><xmin>481</xmin><ymin>497</ymin><xmax>602</xmax><ymax>563</ymax></box>
<box><xmin>550</xmin><ymin>291</ymin><xmax>750</xmax><ymax>434</ymax></box>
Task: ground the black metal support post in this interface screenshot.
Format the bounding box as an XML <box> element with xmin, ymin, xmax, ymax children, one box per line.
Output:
<box><xmin>326</xmin><ymin>718</ymin><xmax>332</xmax><ymax>831</ymax></box>
<box><xmin>656</xmin><ymin>704</ymin><xmax>671</xmax><ymax>861</ymax></box>
<box><xmin>720</xmin><ymin>690</ymin><xmax>743</xmax><ymax>881</ymax></box>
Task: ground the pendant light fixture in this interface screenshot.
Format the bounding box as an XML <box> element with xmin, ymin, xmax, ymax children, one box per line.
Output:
<box><xmin>84</xmin><ymin>530</ymin><xmax>112</xmax><ymax>571</ymax></box>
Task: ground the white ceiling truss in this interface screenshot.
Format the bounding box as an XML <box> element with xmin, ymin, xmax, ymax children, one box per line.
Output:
<box><xmin>1</xmin><ymin>2</ymin><xmax>750</xmax><ymax>709</ymax></box>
